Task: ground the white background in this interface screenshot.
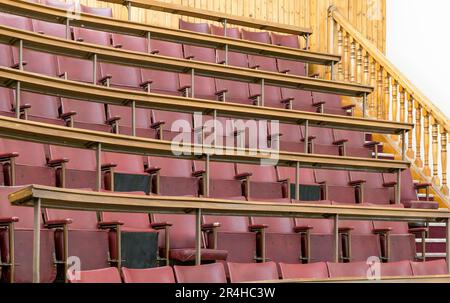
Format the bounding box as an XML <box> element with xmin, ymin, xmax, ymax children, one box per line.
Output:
<box><xmin>386</xmin><ymin>0</ymin><xmax>450</xmax><ymax>118</ymax></box>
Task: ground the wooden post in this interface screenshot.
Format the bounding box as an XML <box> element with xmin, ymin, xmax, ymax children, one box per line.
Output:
<box><xmin>15</xmin><ymin>81</ymin><xmax>21</xmax><ymax>119</ymax></box>
<box><xmin>391</xmin><ymin>79</ymin><xmax>399</xmax><ymax>140</ymax></box>
<box><xmin>369</xmin><ymin>57</ymin><xmax>376</xmax><ymax>117</ymax></box>
<box><xmin>295</xmin><ymin>162</ymin><xmax>300</xmax><ymax>200</ymax></box>
<box><xmin>423</xmin><ymin>110</ymin><xmax>432</xmax><ymax>177</ymax></box>
<box><xmin>431</xmin><ymin>118</ymin><xmax>440</xmax><ymax>186</ymax></box>
<box><xmin>205</xmin><ymin>154</ymin><xmax>210</xmax><ymax>197</ymax></box>
<box><xmin>363</xmin><ymin>51</ymin><xmax>369</xmax><ymax>85</ymax></box>
<box><xmin>383</xmin><ymin>71</ymin><xmax>390</xmax><ymax>120</ymax></box>
<box><xmin>131</xmin><ymin>100</ymin><xmax>136</xmax><ymax>137</ymax></box>
<box><xmin>195</xmin><ymin>208</ymin><xmax>202</xmax><ymax>265</ymax></box>
<box><xmin>92</xmin><ymin>54</ymin><xmax>97</xmax><ymax>85</ymax></box>
<box><xmin>349</xmin><ymin>38</ymin><xmax>356</xmax><ymax>83</ymax></box>
<box><xmin>337</xmin><ymin>25</ymin><xmax>344</xmax><ymax>81</ymax></box>
<box><xmin>327</xmin><ymin>8</ymin><xmax>335</xmax><ymax>54</ymax></box>
<box><xmin>356</xmin><ymin>44</ymin><xmax>362</xmax><ymax>84</ymax></box>
<box><xmin>32</xmin><ymin>198</ymin><xmax>41</xmax><ymax>283</ymax></box>
<box><xmin>333</xmin><ymin>214</ymin><xmax>339</xmax><ymax>263</ymax></box>
<box><xmin>304</xmin><ymin>120</ymin><xmax>309</xmax><ymax>154</ymax></box>
<box><xmin>96</xmin><ymin>143</ymin><xmax>102</xmax><ymax>191</ymax></box>
<box><xmin>343</xmin><ymin>31</ymin><xmax>349</xmax><ymax>82</ymax></box>
<box><xmin>441</xmin><ymin>129</ymin><xmax>449</xmax><ymax>196</ymax></box>
<box><xmin>406</xmin><ymin>93</ymin><xmax>415</xmax><ymax>159</ymax></box>
<box><xmin>414</xmin><ymin>101</ymin><xmax>423</xmax><ymax>168</ymax></box>
<box><xmin>376</xmin><ymin>65</ymin><xmax>383</xmax><ymax>120</ymax></box>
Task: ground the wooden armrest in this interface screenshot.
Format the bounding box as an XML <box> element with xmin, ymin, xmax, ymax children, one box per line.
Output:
<box><xmin>342</xmin><ymin>104</ymin><xmax>356</xmax><ymax>110</ymax></box>
<box><xmin>47</xmin><ymin>158</ymin><xmax>69</xmax><ymax>168</ymax></box>
<box><xmin>249</xmin><ymin>224</ymin><xmax>267</xmax><ymax>232</ymax></box>
<box><xmin>202</xmin><ymin>223</ymin><xmax>220</xmax><ymax>231</ymax></box>
<box><xmin>150</xmin><ymin>222</ymin><xmax>172</xmax><ymax>230</ymax></box>
<box><xmin>364</xmin><ymin>141</ymin><xmax>380</xmax><ymax>148</ymax></box>
<box><xmin>215</xmin><ymin>89</ymin><xmax>228</xmax><ymax>96</ymax></box>
<box><xmin>101</xmin><ymin>163</ymin><xmax>118</xmax><ymax>172</ymax></box>
<box><xmin>409</xmin><ymin>227</ymin><xmax>428</xmax><ymax>234</ymax></box>
<box><xmin>98</xmin><ymin>221</ymin><xmax>124</xmax><ymax>229</ymax></box>
<box><xmin>235</xmin><ymin>172</ymin><xmax>252</xmax><ymax>180</ymax></box>
<box><xmin>0</xmin><ymin>217</ymin><xmax>19</xmax><ymax>226</ymax></box>
<box><xmin>45</xmin><ymin>219</ymin><xmax>72</xmax><ymax>228</ymax></box>
<box><xmin>339</xmin><ymin>227</ymin><xmax>354</xmax><ymax>233</ymax></box>
<box><xmin>98</xmin><ymin>75</ymin><xmax>112</xmax><ymax>85</ymax></box>
<box><xmin>61</xmin><ymin>111</ymin><xmax>77</xmax><ymax>120</ymax></box>
<box><xmin>192</xmin><ymin>170</ymin><xmax>206</xmax><ymax>178</ymax></box>
<box><xmin>0</xmin><ymin>152</ymin><xmax>19</xmax><ymax>162</ymax></box>
<box><xmin>415</xmin><ymin>183</ymin><xmax>432</xmax><ymax>190</ymax></box>
<box><xmin>294</xmin><ymin>226</ymin><xmax>313</xmax><ymax>233</ymax></box>
<box><xmin>146</xmin><ymin>167</ymin><xmax>161</xmax><ymax>175</ymax></box>
<box><xmin>349</xmin><ymin>180</ymin><xmax>366</xmax><ymax>186</ymax></box>
<box><xmin>333</xmin><ymin>139</ymin><xmax>348</xmax><ymax>145</ymax></box>
<box><xmin>373</xmin><ymin>228</ymin><xmax>392</xmax><ymax>234</ymax></box>
<box><xmin>106</xmin><ymin>116</ymin><xmax>121</xmax><ymax>125</ymax></box>
<box><xmin>151</xmin><ymin>121</ymin><xmax>165</xmax><ymax>130</ymax></box>
<box><xmin>383</xmin><ymin>182</ymin><xmax>397</xmax><ymax>188</ymax></box>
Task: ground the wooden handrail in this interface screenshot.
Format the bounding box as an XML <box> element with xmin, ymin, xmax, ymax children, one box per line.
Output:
<box><xmin>99</xmin><ymin>0</ymin><xmax>313</xmax><ymax>36</ymax></box>
<box><xmin>329</xmin><ymin>6</ymin><xmax>449</xmax><ymax>132</ymax></box>
<box><xmin>0</xmin><ymin>25</ymin><xmax>368</xmax><ymax>97</ymax></box>
<box><xmin>328</xmin><ymin>6</ymin><xmax>450</xmax><ymax>204</ymax></box>
<box><xmin>0</xmin><ymin>0</ymin><xmax>336</xmax><ymax>65</ymax></box>
<box><xmin>0</xmin><ymin>115</ymin><xmax>409</xmax><ymax>172</ymax></box>
<box><xmin>0</xmin><ymin>67</ymin><xmax>409</xmax><ymax>135</ymax></box>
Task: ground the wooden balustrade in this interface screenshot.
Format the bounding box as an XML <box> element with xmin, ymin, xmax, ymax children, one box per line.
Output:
<box><xmin>329</xmin><ymin>5</ymin><xmax>450</xmax><ymax>204</ymax></box>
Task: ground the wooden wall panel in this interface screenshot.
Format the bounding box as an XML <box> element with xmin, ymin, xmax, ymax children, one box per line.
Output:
<box><xmin>75</xmin><ymin>0</ymin><xmax>386</xmax><ymax>53</ymax></box>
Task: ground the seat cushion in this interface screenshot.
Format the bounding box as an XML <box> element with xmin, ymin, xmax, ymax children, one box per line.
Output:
<box><xmin>162</xmin><ymin>248</ymin><xmax>228</xmax><ymax>263</ymax></box>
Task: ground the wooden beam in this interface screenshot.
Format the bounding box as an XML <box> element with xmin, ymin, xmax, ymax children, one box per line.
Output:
<box><xmin>0</xmin><ymin>67</ymin><xmax>410</xmax><ymax>135</ymax></box>
<box><xmin>10</xmin><ymin>185</ymin><xmax>449</xmax><ymax>222</ymax></box>
<box><xmin>0</xmin><ymin>0</ymin><xmax>337</xmax><ymax>65</ymax></box>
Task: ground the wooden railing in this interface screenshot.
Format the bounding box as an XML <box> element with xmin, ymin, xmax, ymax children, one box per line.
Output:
<box><xmin>328</xmin><ymin>6</ymin><xmax>450</xmax><ymax>206</ymax></box>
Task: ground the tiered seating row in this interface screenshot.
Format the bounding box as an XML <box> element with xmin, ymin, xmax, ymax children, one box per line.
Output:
<box><xmin>0</xmin><ymin>0</ymin><xmax>338</xmax><ymax>65</ymax></box>
<box><xmin>72</xmin><ymin>259</ymin><xmax>450</xmax><ymax>283</ymax></box>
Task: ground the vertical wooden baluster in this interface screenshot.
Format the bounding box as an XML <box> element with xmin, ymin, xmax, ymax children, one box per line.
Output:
<box><xmin>414</xmin><ymin>101</ymin><xmax>423</xmax><ymax>168</ymax></box>
<box><xmin>369</xmin><ymin>57</ymin><xmax>376</xmax><ymax>117</ymax></box>
<box><xmin>349</xmin><ymin>38</ymin><xmax>356</xmax><ymax>83</ymax></box>
<box><xmin>377</xmin><ymin>64</ymin><xmax>383</xmax><ymax>120</ymax></box>
<box><xmin>399</xmin><ymin>86</ymin><xmax>406</xmax><ymax>123</ymax></box>
<box><xmin>356</xmin><ymin>43</ymin><xmax>362</xmax><ymax>84</ymax></box>
<box><xmin>441</xmin><ymin>128</ymin><xmax>449</xmax><ymax>196</ymax></box>
<box><xmin>431</xmin><ymin>117</ymin><xmax>440</xmax><ymax>186</ymax></box>
<box><xmin>391</xmin><ymin>79</ymin><xmax>398</xmax><ymax>141</ymax></box>
<box><xmin>406</xmin><ymin>93</ymin><xmax>415</xmax><ymax>159</ymax></box>
<box><xmin>343</xmin><ymin>31</ymin><xmax>349</xmax><ymax>82</ymax></box>
<box><xmin>337</xmin><ymin>25</ymin><xmax>344</xmax><ymax>81</ymax></box>
<box><xmin>423</xmin><ymin>110</ymin><xmax>432</xmax><ymax>178</ymax></box>
<box><xmin>383</xmin><ymin>72</ymin><xmax>390</xmax><ymax>120</ymax></box>
<box><xmin>363</xmin><ymin>51</ymin><xmax>369</xmax><ymax>86</ymax></box>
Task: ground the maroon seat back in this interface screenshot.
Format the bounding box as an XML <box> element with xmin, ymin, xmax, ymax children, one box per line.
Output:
<box><xmin>151</xmin><ymin>213</ymin><xmax>197</xmax><ymax>249</ymax></box>
<box><xmin>334</xmin><ymin>130</ymin><xmax>371</xmax><ymax>158</ymax></box>
<box><xmin>45</xmin><ymin>209</ymin><xmax>99</xmax><ymax>230</ymax></box>
<box><xmin>228</xmin><ymin>262</ymin><xmax>279</xmax><ymax>282</ymax></box>
<box><xmin>410</xmin><ymin>260</ymin><xmax>448</xmax><ymax>276</ymax></box>
<box><xmin>103</xmin><ymin>152</ymin><xmax>146</xmax><ymax>174</ymax></box>
<box><xmin>0</xmin><ymin>139</ymin><xmax>55</xmax><ymax>186</ymax></box>
<box><xmin>327</xmin><ymin>262</ymin><xmax>369</xmax><ymax>278</ymax></box>
<box><xmin>314</xmin><ymin>169</ymin><xmax>355</xmax><ymax>203</ymax></box>
<box><xmin>277</xmin><ymin>167</ymin><xmax>316</xmax><ymax>186</ymax></box>
<box><xmin>279</xmin><ymin>262</ymin><xmax>329</xmax><ymax>279</ymax></box>
<box><xmin>42</xmin><ymin>0</ymin><xmax>76</xmax><ymax>10</ymax></box>
<box><xmin>70</xmin><ymin>267</ymin><xmax>122</xmax><ymax>283</ymax></box>
<box><xmin>276</xmin><ymin>124</ymin><xmax>305</xmax><ymax>152</ymax></box>
<box><xmin>293</xmin><ymin>200</ymin><xmax>334</xmax><ymax>234</ymax></box>
<box><xmin>251</xmin><ymin>198</ymin><xmax>295</xmax><ymax>234</ymax></box>
<box><xmin>102</xmin><ymin>212</ymin><xmax>151</xmax><ymax>231</ymax></box>
<box><xmin>311</xmin><ymin>92</ymin><xmax>346</xmax><ymax>115</ymax></box>
<box><xmin>0</xmin><ymin>88</ymin><xmax>13</xmax><ymax>115</ymax></box>
<box><xmin>236</xmin><ymin>164</ymin><xmax>286</xmax><ymax>199</ymax></box>
<box><xmin>148</xmin><ymin>157</ymin><xmax>198</xmax><ymax>196</ymax></box>
<box><xmin>194</xmin><ymin>161</ymin><xmax>242</xmax><ymax>198</ymax></box>
<box><xmin>179</xmin><ymin>20</ymin><xmax>214</xmax><ymax>62</ymax></box>
<box><xmin>32</xmin><ymin>19</ymin><xmax>67</xmax><ymax>38</ymax></box>
<box><xmin>122</xmin><ymin>266</ymin><xmax>175</xmax><ymax>283</ymax></box>
<box><xmin>349</xmin><ymin>171</ymin><xmax>390</xmax><ymax>204</ymax></box>
<box><xmin>152</xmin><ymin>110</ymin><xmax>194</xmax><ymax>141</ymax></box>
<box><xmin>380</xmin><ymin>260</ymin><xmax>413</xmax><ymax>277</ymax></box>
<box><xmin>384</xmin><ymin>170</ymin><xmax>419</xmax><ymax>207</ymax></box>
<box><xmin>306</xmin><ymin>127</ymin><xmax>339</xmax><ymax>156</ymax></box>
<box><xmin>174</xmin><ymin>263</ymin><xmax>227</xmax><ymax>283</ymax></box>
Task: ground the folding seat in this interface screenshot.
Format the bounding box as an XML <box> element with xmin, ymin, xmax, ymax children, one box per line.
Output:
<box><xmin>178</xmin><ymin>21</ymin><xmax>217</xmax><ymax>101</ymax></box>
<box><xmin>349</xmin><ymin>171</ymin><xmax>393</xmax><ymax>205</ymax></box>
<box><xmin>48</xmin><ymin>145</ymin><xmax>99</xmax><ymax>189</ymax></box>
<box><xmin>193</xmin><ymin>161</ymin><xmax>242</xmax><ymax>198</ymax></box>
<box><xmin>277</xmin><ymin>167</ymin><xmax>322</xmax><ymax>201</ymax></box>
<box><xmin>42</xmin><ymin>0</ymin><xmax>76</xmax><ymax>10</ymax></box>
<box><xmin>271</xmin><ymin>33</ymin><xmax>307</xmax><ymax>77</ymax></box>
<box><xmin>236</xmin><ymin>164</ymin><xmax>289</xmax><ymax>199</ymax></box>
<box><xmin>371</xmin><ymin>204</ymin><xmax>426</xmax><ymax>262</ymax></box>
<box><xmin>43</xmin><ymin>208</ymin><xmax>112</xmax><ymax>281</ymax></box>
<box><xmin>270</xmin><ymin>33</ymin><xmax>317</xmax><ymax>112</ymax></box>
<box><xmin>0</xmin><ymin>186</ymin><xmax>56</xmax><ymax>283</ymax></box>
<box><xmin>59</xmin><ymin>98</ymin><xmax>110</xmax><ymax>132</ymax></box>
<box><xmin>101</xmin><ymin>209</ymin><xmax>159</xmax><ymax>269</ymax></box>
<box><xmin>314</xmin><ymin>169</ymin><xmax>357</xmax><ymax>203</ymax></box>
<box><xmin>69</xmin><ymin>267</ymin><xmax>122</xmax><ymax>283</ymax></box>
<box><xmin>174</xmin><ymin>263</ymin><xmax>227</xmax><ymax>283</ymax></box>
<box><xmin>250</xmin><ymin>198</ymin><xmax>303</xmax><ymax>264</ymax></box>
<box><xmin>334</xmin><ymin>203</ymin><xmax>381</xmax><ymax>262</ymax></box>
<box><xmin>147</xmin><ymin>157</ymin><xmax>227</xmax><ymax>264</ymax></box>
<box><xmin>304</xmin><ymin>127</ymin><xmax>340</xmax><ymax>156</ymax></box>
<box><xmin>293</xmin><ymin>200</ymin><xmax>336</xmax><ymax>262</ymax></box>
<box><xmin>80</xmin><ymin>4</ymin><xmax>113</xmax><ymax>17</ymax></box>
<box><xmin>241</xmin><ymin>30</ymin><xmax>285</xmax><ymax>109</ymax></box>
<box><xmin>410</xmin><ymin>259</ymin><xmax>448</xmax><ymax>276</ymax></box>
<box><xmin>333</xmin><ymin>130</ymin><xmax>379</xmax><ymax>158</ymax></box>
<box><xmin>383</xmin><ymin>170</ymin><xmax>439</xmax><ymax>209</ymax></box>
<box><xmin>210</xmin><ymin>25</ymin><xmax>252</xmax><ymax>105</ymax></box>
<box><xmin>274</xmin><ymin>124</ymin><xmax>306</xmax><ymax>154</ymax></box>
<box><xmin>0</xmin><ymin>13</ymin><xmax>63</xmax><ymax>125</ymax></box>
<box><xmin>311</xmin><ymin>92</ymin><xmax>355</xmax><ymax>116</ymax></box>
<box><xmin>327</xmin><ymin>262</ymin><xmax>369</xmax><ymax>278</ymax></box>
<box><xmin>380</xmin><ymin>260</ymin><xmax>413</xmax><ymax>277</ymax></box>
<box><xmin>0</xmin><ymin>139</ymin><xmax>56</xmax><ymax>186</ymax></box>
<box><xmin>227</xmin><ymin>261</ymin><xmax>279</xmax><ymax>282</ymax></box>
<box><xmin>147</xmin><ymin>157</ymin><xmax>197</xmax><ymax>196</ymax></box>
<box><xmin>151</xmin><ymin>110</ymin><xmax>196</xmax><ymax>143</ymax></box>
<box><xmin>279</xmin><ymin>262</ymin><xmax>329</xmax><ymax>279</ymax></box>
<box><xmin>102</xmin><ymin>152</ymin><xmax>150</xmax><ymax>193</ymax></box>
<box><xmin>122</xmin><ymin>266</ymin><xmax>176</xmax><ymax>283</ymax></box>
<box><xmin>0</xmin><ymin>88</ymin><xmax>14</xmax><ymax>118</ymax></box>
